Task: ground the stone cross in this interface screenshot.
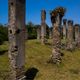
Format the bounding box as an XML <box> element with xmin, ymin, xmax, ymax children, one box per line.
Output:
<box><xmin>49</xmin><ymin>7</ymin><xmax>65</xmax><ymax>64</ymax></box>
<box><xmin>67</xmin><ymin>20</ymin><xmax>74</xmax><ymax>50</ymax></box>
<box><xmin>41</xmin><ymin>10</ymin><xmax>46</xmax><ymax>44</ymax></box>
<box><xmin>8</xmin><ymin>0</ymin><xmax>25</xmax><ymax>80</ymax></box>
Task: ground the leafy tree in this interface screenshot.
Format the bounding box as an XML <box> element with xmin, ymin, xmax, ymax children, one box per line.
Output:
<box><xmin>26</xmin><ymin>22</ymin><xmax>37</xmax><ymax>39</ymax></box>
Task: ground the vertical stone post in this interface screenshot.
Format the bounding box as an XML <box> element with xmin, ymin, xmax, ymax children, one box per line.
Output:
<box><xmin>49</xmin><ymin>7</ymin><xmax>65</xmax><ymax>64</ymax></box>
<box><xmin>67</xmin><ymin>20</ymin><xmax>74</xmax><ymax>50</ymax></box>
<box><xmin>62</xmin><ymin>19</ymin><xmax>67</xmax><ymax>47</ymax></box>
<box><xmin>49</xmin><ymin>28</ymin><xmax>53</xmax><ymax>39</ymax></box>
<box><xmin>41</xmin><ymin>10</ymin><xmax>46</xmax><ymax>44</ymax></box>
<box><xmin>37</xmin><ymin>26</ymin><xmax>41</xmax><ymax>40</ymax></box>
<box><xmin>74</xmin><ymin>24</ymin><xmax>79</xmax><ymax>45</ymax></box>
<box><xmin>77</xmin><ymin>29</ymin><xmax>80</xmax><ymax>48</ymax></box>
<box><xmin>25</xmin><ymin>28</ymin><xmax>28</xmax><ymax>40</ymax></box>
<box><xmin>60</xmin><ymin>26</ymin><xmax>63</xmax><ymax>39</ymax></box>
<box><xmin>8</xmin><ymin>0</ymin><xmax>25</xmax><ymax>80</ymax></box>
<box><xmin>63</xmin><ymin>19</ymin><xmax>67</xmax><ymax>40</ymax></box>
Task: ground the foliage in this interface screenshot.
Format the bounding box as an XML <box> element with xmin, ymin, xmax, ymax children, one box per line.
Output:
<box><xmin>0</xmin><ymin>22</ymin><xmax>50</xmax><ymax>43</ymax></box>
<box><xmin>0</xmin><ymin>25</ymin><xmax>8</xmax><ymax>45</ymax></box>
<box><xmin>26</xmin><ymin>22</ymin><xmax>50</xmax><ymax>39</ymax></box>
<box><xmin>26</xmin><ymin>22</ymin><xmax>37</xmax><ymax>39</ymax></box>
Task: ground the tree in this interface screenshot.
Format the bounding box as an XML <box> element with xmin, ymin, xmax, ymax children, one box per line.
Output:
<box><xmin>0</xmin><ymin>24</ymin><xmax>8</xmax><ymax>45</ymax></box>
<box><xmin>26</xmin><ymin>22</ymin><xmax>37</xmax><ymax>39</ymax></box>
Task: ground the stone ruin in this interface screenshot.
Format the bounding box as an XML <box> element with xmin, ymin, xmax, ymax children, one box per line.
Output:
<box><xmin>8</xmin><ymin>0</ymin><xmax>80</xmax><ymax>79</ymax></box>
<box><xmin>8</xmin><ymin>0</ymin><xmax>26</xmax><ymax>80</ymax></box>
<box><xmin>66</xmin><ymin>20</ymin><xmax>74</xmax><ymax>50</ymax></box>
<box><xmin>41</xmin><ymin>10</ymin><xmax>47</xmax><ymax>45</ymax></box>
<box><xmin>77</xmin><ymin>31</ymin><xmax>80</xmax><ymax>48</ymax></box>
<box><xmin>25</xmin><ymin>28</ymin><xmax>28</xmax><ymax>40</ymax></box>
<box><xmin>74</xmin><ymin>24</ymin><xmax>80</xmax><ymax>47</ymax></box>
<box><xmin>37</xmin><ymin>26</ymin><xmax>41</xmax><ymax>40</ymax></box>
<box><xmin>63</xmin><ymin>19</ymin><xmax>67</xmax><ymax>42</ymax></box>
<box><xmin>48</xmin><ymin>7</ymin><xmax>66</xmax><ymax>64</ymax></box>
<box><xmin>49</xmin><ymin>27</ymin><xmax>53</xmax><ymax>39</ymax></box>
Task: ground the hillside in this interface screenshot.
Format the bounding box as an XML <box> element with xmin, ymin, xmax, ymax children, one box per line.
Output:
<box><xmin>0</xmin><ymin>40</ymin><xmax>80</xmax><ymax>80</ymax></box>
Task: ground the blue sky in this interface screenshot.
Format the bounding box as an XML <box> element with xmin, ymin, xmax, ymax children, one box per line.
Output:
<box><xmin>0</xmin><ymin>0</ymin><xmax>80</xmax><ymax>26</ymax></box>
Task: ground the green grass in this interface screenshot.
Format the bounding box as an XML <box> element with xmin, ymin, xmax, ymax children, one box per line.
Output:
<box><xmin>0</xmin><ymin>40</ymin><xmax>80</xmax><ymax>80</ymax></box>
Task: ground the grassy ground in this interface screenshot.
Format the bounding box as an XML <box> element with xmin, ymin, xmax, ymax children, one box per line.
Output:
<box><xmin>0</xmin><ymin>40</ymin><xmax>80</xmax><ymax>80</ymax></box>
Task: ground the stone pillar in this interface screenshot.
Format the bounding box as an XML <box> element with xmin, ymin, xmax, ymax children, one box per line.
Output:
<box><xmin>8</xmin><ymin>0</ymin><xmax>25</xmax><ymax>80</ymax></box>
<box><xmin>60</xmin><ymin>27</ymin><xmax>63</xmax><ymax>39</ymax></box>
<box><xmin>62</xmin><ymin>19</ymin><xmax>67</xmax><ymax>47</ymax></box>
<box><xmin>77</xmin><ymin>30</ymin><xmax>80</xmax><ymax>48</ymax></box>
<box><xmin>74</xmin><ymin>24</ymin><xmax>79</xmax><ymax>45</ymax></box>
<box><xmin>67</xmin><ymin>20</ymin><xmax>74</xmax><ymax>50</ymax></box>
<box><xmin>25</xmin><ymin>28</ymin><xmax>28</xmax><ymax>40</ymax></box>
<box><xmin>49</xmin><ymin>28</ymin><xmax>53</xmax><ymax>39</ymax></box>
<box><xmin>49</xmin><ymin>27</ymin><xmax>53</xmax><ymax>39</ymax></box>
<box><xmin>41</xmin><ymin>10</ymin><xmax>46</xmax><ymax>44</ymax></box>
<box><xmin>37</xmin><ymin>26</ymin><xmax>41</xmax><ymax>40</ymax></box>
<box><xmin>49</xmin><ymin>7</ymin><xmax>65</xmax><ymax>64</ymax></box>
<box><xmin>63</xmin><ymin>19</ymin><xmax>67</xmax><ymax>40</ymax></box>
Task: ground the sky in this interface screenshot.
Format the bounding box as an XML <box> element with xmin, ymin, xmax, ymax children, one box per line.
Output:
<box><xmin>0</xmin><ymin>0</ymin><xmax>80</xmax><ymax>27</ymax></box>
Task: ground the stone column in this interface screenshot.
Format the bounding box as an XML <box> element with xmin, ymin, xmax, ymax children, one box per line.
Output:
<box><xmin>67</xmin><ymin>20</ymin><xmax>74</xmax><ymax>50</ymax></box>
<box><xmin>49</xmin><ymin>30</ymin><xmax>52</xmax><ymax>39</ymax></box>
<box><xmin>74</xmin><ymin>24</ymin><xmax>79</xmax><ymax>45</ymax></box>
<box><xmin>25</xmin><ymin>28</ymin><xmax>28</xmax><ymax>40</ymax></box>
<box><xmin>62</xmin><ymin>19</ymin><xmax>67</xmax><ymax>47</ymax></box>
<box><xmin>49</xmin><ymin>28</ymin><xmax>53</xmax><ymax>39</ymax></box>
<box><xmin>77</xmin><ymin>30</ymin><xmax>80</xmax><ymax>48</ymax></box>
<box><xmin>41</xmin><ymin>10</ymin><xmax>46</xmax><ymax>44</ymax></box>
<box><xmin>63</xmin><ymin>19</ymin><xmax>67</xmax><ymax>40</ymax></box>
<box><xmin>49</xmin><ymin>7</ymin><xmax>65</xmax><ymax>64</ymax></box>
<box><xmin>8</xmin><ymin>0</ymin><xmax>25</xmax><ymax>80</ymax></box>
<box><xmin>37</xmin><ymin>26</ymin><xmax>41</xmax><ymax>40</ymax></box>
<box><xmin>60</xmin><ymin>26</ymin><xmax>63</xmax><ymax>39</ymax></box>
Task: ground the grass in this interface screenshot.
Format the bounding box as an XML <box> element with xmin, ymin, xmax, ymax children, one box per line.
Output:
<box><xmin>0</xmin><ymin>40</ymin><xmax>80</xmax><ymax>80</ymax></box>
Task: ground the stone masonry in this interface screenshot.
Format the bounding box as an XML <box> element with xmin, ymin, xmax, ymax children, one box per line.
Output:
<box><xmin>74</xmin><ymin>24</ymin><xmax>79</xmax><ymax>46</ymax></box>
<box><xmin>67</xmin><ymin>20</ymin><xmax>74</xmax><ymax>50</ymax></box>
<box><xmin>63</xmin><ymin>19</ymin><xmax>67</xmax><ymax>40</ymax></box>
<box><xmin>8</xmin><ymin>0</ymin><xmax>25</xmax><ymax>80</ymax></box>
<box><xmin>49</xmin><ymin>28</ymin><xmax>53</xmax><ymax>39</ymax></box>
<box><xmin>41</xmin><ymin>10</ymin><xmax>46</xmax><ymax>44</ymax></box>
<box><xmin>37</xmin><ymin>26</ymin><xmax>41</xmax><ymax>40</ymax></box>
<box><xmin>49</xmin><ymin>7</ymin><xmax>65</xmax><ymax>64</ymax></box>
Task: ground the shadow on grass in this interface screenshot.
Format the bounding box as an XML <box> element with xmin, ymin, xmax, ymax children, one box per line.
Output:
<box><xmin>0</xmin><ymin>50</ymin><xmax>8</xmax><ymax>55</ymax></box>
<box><xmin>25</xmin><ymin>67</ymin><xmax>39</xmax><ymax>80</ymax></box>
